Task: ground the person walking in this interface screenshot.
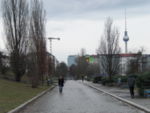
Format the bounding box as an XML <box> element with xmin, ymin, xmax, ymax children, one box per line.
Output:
<box><xmin>81</xmin><ymin>75</ymin><xmax>84</xmax><ymax>82</ymax></box>
<box><xmin>127</xmin><ymin>76</ymin><xmax>136</xmax><ymax>98</ymax></box>
<box><xmin>58</xmin><ymin>76</ymin><xmax>64</xmax><ymax>93</ymax></box>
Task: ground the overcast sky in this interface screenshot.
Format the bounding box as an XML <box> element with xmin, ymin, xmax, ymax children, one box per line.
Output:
<box><xmin>0</xmin><ymin>0</ymin><xmax>150</xmax><ymax>63</ymax></box>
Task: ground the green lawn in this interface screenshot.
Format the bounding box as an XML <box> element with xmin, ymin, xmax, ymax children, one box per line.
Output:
<box><xmin>0</xmin><ymin>79</ymin><xmax>49</xmax><ymax>113</ymax></box>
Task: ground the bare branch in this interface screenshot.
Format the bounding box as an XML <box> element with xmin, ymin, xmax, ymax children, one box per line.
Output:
<box><xmin>28</xmin><ymin>0</ymin><xmax>47</xmax><ymax>88</ymax></box>
<box><xmin>98</xmin><ymin>17</ymin><xmax>121</xmax><ymax>81</ymax></box>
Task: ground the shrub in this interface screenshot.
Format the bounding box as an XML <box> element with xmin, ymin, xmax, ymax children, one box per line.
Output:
<box><xmin>101</xmin><ymin>77</ymin><xmax>113</xmax><ymax>86</ymax></box>
<box><xmin>136</xmin><ymin>72</ymin><xmax>150</xmax><ymax>97</ymax></box>
<box><xmin>121</xmin><ymin>76</ymin><xmax>128</xmax><ymax>82</ymax></box>
<box><xmin>112</xmin><ymin>75</ymin><xmax>120</xmax><ymax>83</ymax></box>
<box><xmin>112</xmin><ymin>75</ymin><xmax>128</xmax><ymax>83</ymax></box>
<box><xmin>86</xmin><ymin>76</ymin><xmax>92</xmax><ymax>81</ymax></box>
<box><xmin>93</xmin><ymin>76</ymin><xmax>102</xmax><ymax>83</ymax></box>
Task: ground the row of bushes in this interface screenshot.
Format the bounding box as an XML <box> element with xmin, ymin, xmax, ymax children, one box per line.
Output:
<box><xmin>93</xmin><ymin>75</ymin><xmax>129</xmax><ymax>84</ymax></box>
<box><xmin>93</xmin><ymin>74</ymin><xmax>139</xmax><ymax>84</ymax></box>
<box><xmin>92</xmin><ymin>72</ymin><xmax>150</xmax><ymax>97</ymax></box>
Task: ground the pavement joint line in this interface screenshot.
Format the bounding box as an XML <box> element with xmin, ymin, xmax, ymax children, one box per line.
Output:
<box><xmin>84</xmin><ymin>82</ymin><xmax>150</xmax><ymax>113</ymax></box>
<box><xmin>7</xmin><ymin>85</ymin><xmax>56</xmax><ymax>113</ymax></box>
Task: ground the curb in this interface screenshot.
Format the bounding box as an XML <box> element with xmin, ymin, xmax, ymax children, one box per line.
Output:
<box><xmin>7</xmin><ymin>85</ymin><xmax>56</xmax><ymax>113</ymax></box>
<box><xmin>85</xmin><ymin>83</ymin><xmax>150</xmax><ymax>113</ymax></box>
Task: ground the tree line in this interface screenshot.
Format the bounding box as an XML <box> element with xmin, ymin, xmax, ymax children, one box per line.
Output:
<box><xmin>1</xmin><ymin>0</ymin><xmax>48</xmax><ymax>88</ymax></box>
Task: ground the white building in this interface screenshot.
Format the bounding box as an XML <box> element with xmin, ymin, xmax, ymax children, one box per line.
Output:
<box><xmin>119</xmin><ymin>54</ymin><xmax>139</xmax><ymax>75</ymax></box>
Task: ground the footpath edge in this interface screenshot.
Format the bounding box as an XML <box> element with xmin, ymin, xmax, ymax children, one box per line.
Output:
<box><xmin>84</xmin><ymin>82</ymin><xmax>150</xmax><ymax>113</ymax></box>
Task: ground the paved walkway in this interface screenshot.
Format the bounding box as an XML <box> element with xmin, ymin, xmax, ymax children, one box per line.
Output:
<box><xmin>83</xmin><ymin>81</ymin><xmax>150</xmax><ymax>110</ymax></box>
<box><xmin>20</xmin><ymin>80</ymin><xmax>143</xmax><ymax>113</ymax></box>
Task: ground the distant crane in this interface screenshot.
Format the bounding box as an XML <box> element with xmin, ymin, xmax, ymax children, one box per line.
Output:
<box><xmin>48</xmin><ymin>37</ymin><xmax>60</xmax><ymax>54</ymax></box>
<box><xmin>48</xmin><ymin>37</ymin><xmax>60</xmax><ymax>79</ymax></box>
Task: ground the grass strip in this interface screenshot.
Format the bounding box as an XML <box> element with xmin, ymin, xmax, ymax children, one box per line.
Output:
<box><xmin>0</xmin><ymin>79</ymin><xmax>49</xmax><ymax>113</ymax></box>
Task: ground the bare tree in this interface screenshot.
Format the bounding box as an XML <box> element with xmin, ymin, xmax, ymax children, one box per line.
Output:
<box><xmin>28</xmin><ymin>0</ymin><xmax>47</xmax><ymax>88</ymax></box>
<box><xmin>55</xmin><ymin>62</ymin><xmax>68</xmax><ymax>78</ymax></box>
<box><xmin>2</xmin><ymin>0</ymin><xmax>29</xmax><ymax>82</ymax></box>
<box><xmin>97</xmin><ymin>18</ymin><xmax>120</xmax><ymax>81</ymax></box>
<box><xmin>127</xmin><ymin>58</ymin><xmax>139</xmax><ymax>74</ymax></box>
<box><xmin>0</xmin><ymin>52</ymin><xmax>3</xmax><ymax>74</ymax></box>
<box><xmin>76</xmin><ymin>48</ymin><xmax>89</xmax><ymax>79</ymax></box>
<box><xmin>69</xmin><ymin>64</ymin><xmax>77</xmax><ymax>79</ymax></box>
<box><xmin>127</xmin><ymin>47</ymin><xmax>145</xmax><ymax>74</ymax></box>
<box><xmin>0</xmin><ymin>51</ymin><xmax>9</xmax><ymax>75</ymax></box>
<box><xmin>86</xmin><ymin>63</ymin><xmax>99</xmax><ymax>78</ymax></box>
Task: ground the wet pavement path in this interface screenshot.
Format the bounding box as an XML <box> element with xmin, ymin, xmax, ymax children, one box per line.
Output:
<box><xmin>84</xmin><ymin>81</ymin><xmax>150</xmax><ymax>110</ymax></box>
<box><xmin>20</xmin><ymin>80</ymin><xmax>144</xmax><ymax>113</ymax></box>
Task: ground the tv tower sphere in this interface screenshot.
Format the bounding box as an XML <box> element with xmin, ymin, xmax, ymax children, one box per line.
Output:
<box><xmin>123</xmin><ymin>31</ymin><xmax>129</xmax><ymax>42</ymax></box>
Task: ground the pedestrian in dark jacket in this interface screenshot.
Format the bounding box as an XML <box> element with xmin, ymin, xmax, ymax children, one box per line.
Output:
<box><xmin>81</xmin><ymin>75</ymin><xmax>84</xmax><ymax>82</ymax></box>
<box><xmin>128</xmin><ymin>76</ymin><xmax>136</xmax><ymax>98</ymax></box>
<box><xmin>58</xmin><ymin>76</ymin><xmax>64</xmax><ymax>93</ymax></box>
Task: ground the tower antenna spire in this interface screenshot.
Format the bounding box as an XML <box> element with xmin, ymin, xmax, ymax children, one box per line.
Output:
<box><xmin>125</xmin><ymin>8</ymin><xmax>127</xmax><ymax>31</ymax></box>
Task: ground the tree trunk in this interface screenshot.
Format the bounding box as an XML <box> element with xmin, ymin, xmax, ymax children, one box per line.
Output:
<box><xmin>15</xmin><ymin>73</ymin><xmax>21</xmax><ymax>82</ymax></box>
<box><xmin>31</xmin><ymin>75</ymin><xmax>39</xmax><ymax>88</ymax></box>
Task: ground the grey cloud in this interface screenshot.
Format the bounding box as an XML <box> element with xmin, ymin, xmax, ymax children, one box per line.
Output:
<box><xmin>0</xmin><ymin>0</ymin><xmax>149</xmax><ymax>19</ymax></box>
<box><xmin>43</xmin><ymin>0</ymin><xmax>150</xmax><ymax>19</ymax></box>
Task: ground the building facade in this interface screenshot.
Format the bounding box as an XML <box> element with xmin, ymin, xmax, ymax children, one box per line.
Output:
<box><xmin>68</xmin><ymin>53</ymin><xmax>150</xmax><ymax>75</ymax></box>
<box><xmin>67</xmin><ymin>55</ymin><xmax>77</xmax><ymax>67</ymax></box>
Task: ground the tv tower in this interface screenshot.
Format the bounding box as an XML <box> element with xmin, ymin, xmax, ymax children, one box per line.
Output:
<box><xmin>123</xmin><ymin>9</ymin><xmax>129</xmax><ymax>53</ymax></box>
